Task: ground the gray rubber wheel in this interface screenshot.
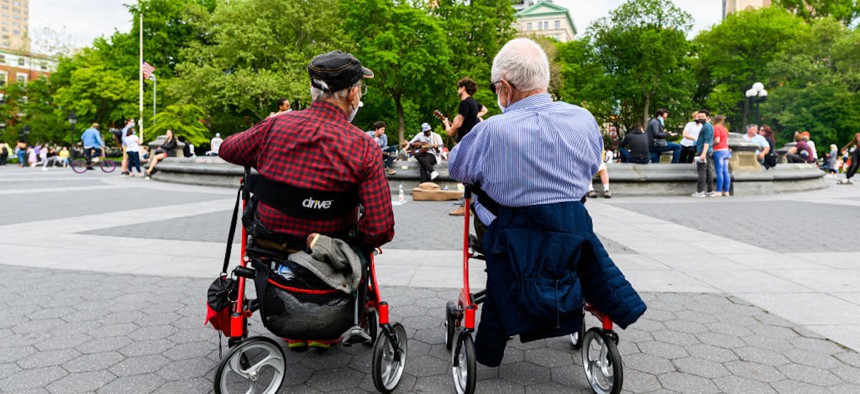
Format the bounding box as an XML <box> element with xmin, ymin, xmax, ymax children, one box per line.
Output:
<box><xmin>451</xmin><ymin>331</ymin><xmax>476</xmax><ymax>394</ymax></box>
<box><xmin>214</xmin><ymin>336</ymin><xmax>286</xmax><ymax>394</ymax></box>
<box><xmin>372</xmin><ymin>323</ymin><xmax>408</xmax><ymax>393</ymax></box>
<box><xmin>581</xmin><ymin>328</ymin><xmax>623</xmax><ymax>394</ymax></box>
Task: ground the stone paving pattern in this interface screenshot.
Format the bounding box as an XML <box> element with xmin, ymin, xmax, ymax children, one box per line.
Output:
<box><xmin>83</xmin><ymin>199</ymin><xmax>637</xmax><ymax>256</ymax></box>
<box><xmin>3</xmin><ymin>264</ymin><xmax>860</xmax><ymax>393</ymax></box>
<box><xmin>613</xmin><ymin>200</ymin><xmax>860</xmax><ymax>253</ymax></box>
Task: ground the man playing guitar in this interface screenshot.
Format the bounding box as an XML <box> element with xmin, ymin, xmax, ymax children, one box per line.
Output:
<box><xmin>441</xmin><ymin>78</ymin><xmax>488</xmax><ymax>143</ymax></box>
<box><xmin>409</xmin><ymin>123</ymin><xmax>444</xmax><ymax>182</ymax></box>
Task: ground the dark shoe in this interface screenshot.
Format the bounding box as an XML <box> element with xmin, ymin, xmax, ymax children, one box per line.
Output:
<box><xmin>603</xmin><ymin>191</ymin><xmax>612</xmax><ymax>198</ymax></box>
<box><xmin>449</xmin><ymin>206</ymin><xmax>465</xmax><ymax>216</ymax></box>
<box><xmin>385</xmin><ymin>168</ymin><xmax>396</xmax><ymax>175</ymax></box>
<box><xmin>587</xmin><ymin>190</ymin><xmax>598</xmax><ymax>198</ymax></box>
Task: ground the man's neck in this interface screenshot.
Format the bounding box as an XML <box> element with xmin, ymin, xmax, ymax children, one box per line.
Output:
<box><xmin>321</xmin><ymin>98</ymin><xmax>350</xmax><ymax>116</ymax></box>
<box><xmin>508</xmin><ymin>88</ymin><xmax>547</xmax><ymax>106</ymax></box>
<box><xmin>459</xmin><ymin>92</ymin><xmax>471</xmax><ymax>101</ymax></box>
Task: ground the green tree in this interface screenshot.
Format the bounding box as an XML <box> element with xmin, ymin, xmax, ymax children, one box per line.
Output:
<box><xmin>572</xmin><ymin>0</ymin><xmax>695</xmax><ymax>129</ymax></box>
<box><xmin>343</xmin><ymin>0</ymin><xmax>452</xmax><ymax>143</ymax></box>
<box><xmin>150</xmin><ymin>104</ymin><xmax>210</xmax><ymax>145</ymax></box>
<box><xmin>773</xmin><ymin>0</ymin><xmax>860</xmax><ymax>25</ymax></box>
<box><xmin>169</xmin><ymin>0</ymin><xmax>348</xmax><ymax>134</ymax></box>
<box><xmin>50</xmin><ymin>49</ymin><xmax>139</xmax><ymax>130</ymax></box>
<box><xmin>430</xmin><ymin>0</ymin><xmax>517</xmax><ymax>120</ymax></box>
<box><xmin>762</xmin><ymin>17</ymin><xmax>860</xmax><ymax>150</ymax></box>
<box><xmin>695</xmin><ymin>7</ymin><xmax>806</xmax><ymax>131</ymax></box>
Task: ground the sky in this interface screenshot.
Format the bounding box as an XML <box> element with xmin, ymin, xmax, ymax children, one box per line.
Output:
<box><xmin>28</xmin><ymin>0</ymin><xmax>722</xmax><ymax>54</ymax></box>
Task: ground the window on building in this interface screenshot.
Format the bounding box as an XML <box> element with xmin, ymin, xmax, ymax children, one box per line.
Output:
<box><xmin>555</xmin><ymin>20</ymin><xmax>560</xmax><ymax>29</ymax></box>
<box><xmin>0</xmin><ymin>54</ymin><xmax>5</xmax><ymax>63</ymax></box>
<box><xmin>527</xmin><ymin>22</ymin><xmax>531</xmax><ymax>30</ymax></box>
<box><xmin>538</xmin><ymin>21</ymin><xmax>543</xmax><ymax>30</ymax></box>
<box><xmin>40</xmin><ymin>62</ymin><xmax>47</xmax><ymax>70</ymax></box>
<box><xmin>0</xmin><ymin>71</ymin><xmax>6</xmax><ymax>87</ymax></box>
<box><xmin>16</xmin><ymin>73</ymin><xmax>26</xmax><ymax>83</ymax></box>
<box><xmin>17</xmin><ymin>57</ymin><xmax>23</xmax><ymax>66</ymax></box>
<box><xmin>545</xmin><ymin>21</ymin><xmax>549</xmax><ymax>30</ymax></box>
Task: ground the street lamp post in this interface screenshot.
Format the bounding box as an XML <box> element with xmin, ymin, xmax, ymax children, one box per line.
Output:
<box><xmin>68</xmin><ymin>112</ymin><xmax>77</xmax><ymax>149</ymax></box>
<box><xmin>21</xmin><ymin>125</ymin><xmax>30</xmax><ymax>142</ymax></box>
<box><xmin>744</xmin><ymin>82</ymin><xmax>768</xmax><ymax>128</ymax></box>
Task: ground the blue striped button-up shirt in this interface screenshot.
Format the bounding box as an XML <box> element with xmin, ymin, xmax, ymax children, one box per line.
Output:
<box><xmin>448</xmin><ymin>93</ymin><xmax>603</xmax><ymax>225</ymax></box>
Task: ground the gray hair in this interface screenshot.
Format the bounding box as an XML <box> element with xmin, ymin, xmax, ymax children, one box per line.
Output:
<box><xmin>491</xmin><ymin>38</ymin><xmax>550</xmax><ymax>91</ymax></box>
<box><xmin>310</xmin><ymin>79</ymin><xmax>360</xmax><ymax>102</ymax></box>
<box><xmin>746</xmin><ymin>124</ymin><xmax>758</xmax><ymax>130</ymax></box>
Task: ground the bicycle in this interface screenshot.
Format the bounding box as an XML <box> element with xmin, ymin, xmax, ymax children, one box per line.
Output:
<box><xmin>70</xmin><ymin>148</ymin><xmax>117</xmax><ymax>174</ymax></box>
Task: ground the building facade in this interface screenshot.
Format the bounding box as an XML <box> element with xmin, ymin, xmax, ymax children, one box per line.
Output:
<box><xmin>0</xmin><ymin>0</ymin><xmax>29</xmax><ymax>51</ymax></box>
<box><xmin>513</xmin><ymin>0</ymin><xmax>576</xmax><ymax>42</ymax></box>
<box><xmin>723</xmin><ymin>0</ymin><xmax>772</xmax><ymax>18</ymax></box>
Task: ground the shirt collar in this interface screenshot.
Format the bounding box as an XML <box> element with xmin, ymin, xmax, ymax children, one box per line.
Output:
<box><xmin>504</xmin><ymin>93</ymin><xmax>552</xmax><ymax>113</ymax></box>
<box><xmin>311</xmin><ymin>100</ymin><xmax>348</xmax><ymax>119</ymax></box>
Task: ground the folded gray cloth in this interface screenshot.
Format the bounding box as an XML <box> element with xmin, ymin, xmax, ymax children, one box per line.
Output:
<box><xmin>288</xmin><ymin>235</ymin><xmax>362</xmax><ymax>293</ymax></box>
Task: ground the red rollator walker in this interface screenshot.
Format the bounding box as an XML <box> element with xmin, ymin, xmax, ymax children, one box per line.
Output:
<box><xmin>208</xmin><ymin>169</ymin><xmax>408</xmax><ymax>394</ymax></box>
<box><xmin>443</xmin><ymin>186</ymin><xmax>624</xmax><ymax>394</ymax></box>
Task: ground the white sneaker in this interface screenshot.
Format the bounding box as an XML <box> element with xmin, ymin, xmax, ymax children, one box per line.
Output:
<box><xmin>848</xmin><ymin>179</ymin><xmax>855</xmax><ymax>185</ymax></box>
<box><xmin>430</xmin><ymin>170</ymin><xmax>439</xmax><ymax>180</ymax></box>
<box><xmin>691</xmin><ymin>192</ymin><xmax>706</xmax><ymax>198</ymax></box>
<box><xmin>706</xmin><ymin>191</ymin><xmax>716</xmax><ymax>197</ymax></box>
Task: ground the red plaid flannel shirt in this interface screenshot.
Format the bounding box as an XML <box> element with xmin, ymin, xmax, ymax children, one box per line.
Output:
<box><xmin>218</xmin><ymin>101</ymin><xmax>395</xmax><ymax>248</ymax></box>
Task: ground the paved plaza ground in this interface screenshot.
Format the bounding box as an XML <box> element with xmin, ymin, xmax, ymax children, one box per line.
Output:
<box><xmin>2</xmin><ymin>167</ymin><xmax>860</xmax><ymax>393</ymax></box>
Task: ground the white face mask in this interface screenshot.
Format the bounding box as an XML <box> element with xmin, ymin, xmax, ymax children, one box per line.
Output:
<box><xmin>348</xmin><ymin>100</ymin><xmax>363</xmax><ymax>123</ymax></box>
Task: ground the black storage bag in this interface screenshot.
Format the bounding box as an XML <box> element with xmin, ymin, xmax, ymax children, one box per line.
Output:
<box><xmin>251</xmin><ymin>258</ymin><xmax>355</xmax><ymax>340</ymax></box>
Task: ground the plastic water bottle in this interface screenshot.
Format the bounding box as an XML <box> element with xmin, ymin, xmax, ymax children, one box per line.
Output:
<box><xmin>398</xmin><ymin>184</ymin><xmax>405</xmax><ymax>203</ymax></box>
<box><xmin>443</xmin><ymin>185</ymin><xmax>449</xmax><ymax>191</ymax></box>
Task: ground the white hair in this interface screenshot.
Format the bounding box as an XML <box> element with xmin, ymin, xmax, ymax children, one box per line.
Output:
<box><xmin>491</xmin><ymin>38</ymin><xmax>550</xmax><ymax>91</ymax></box>
<box><xmin>310</xmin><ymin>79</ymin><xmax>361</xmax><ymax>102</ymax></box>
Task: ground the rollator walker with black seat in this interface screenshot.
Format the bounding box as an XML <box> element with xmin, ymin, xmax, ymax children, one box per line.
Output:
<box><xmin>443</xmin><ymin>186</ymin><xmax>624</xmax><ymax>394</ymax></box>
<box><xmin>208</xmin><ymin>168</ymin><xmax>408</xmax><ymax>394</ymax></box>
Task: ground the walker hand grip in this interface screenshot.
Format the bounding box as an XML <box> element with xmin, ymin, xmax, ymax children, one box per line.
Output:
<box><xmin>234</xmin><ymin>266</ymin><xmax>256</xmax><ymax>279</ymax></box>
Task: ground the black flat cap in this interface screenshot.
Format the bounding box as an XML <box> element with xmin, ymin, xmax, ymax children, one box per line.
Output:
<box><xmin>308</xmin><ymin>51</ymin><xmax>373</xmax><ymax>93</ymax></box>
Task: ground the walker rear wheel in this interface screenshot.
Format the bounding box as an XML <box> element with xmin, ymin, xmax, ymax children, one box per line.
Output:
<box><xmin>581</xmin><ymin>328</ymin><xmax>623</xmax><ymax>394</ymax></box>
<box><xmin>451</xmin><ymin>331</ymin><xmax>476</xmax><ymax>394</ymax></box>
<box><xmin>214</xmin><ymin>336</ymin><xmax>286</xmax><ymax>394</ymax></box>
<box><xmin>372</xmin><ymin>323</ymin><xmax>408</xmax><ymax>393</ymax></box>
<box><xmin>569</xmin><ymin>312</ymin><xmax>586</xmax><ymax>350</ymax></box>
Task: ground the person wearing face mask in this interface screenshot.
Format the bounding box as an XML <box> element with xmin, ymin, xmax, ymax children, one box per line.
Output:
<box><xmin>218</xmin><ymin>50</ymin><xmax>394</xmax><ymax>251</ymax></box>
<box><xmin>449</xmin><ymin>38</ymin><xmax>645</xmax><ymax>367</ymax></box>
<box><xmin>409</xmin><ymin>122</ymin><xmax>444</xmax><ymax>182</ymax></box>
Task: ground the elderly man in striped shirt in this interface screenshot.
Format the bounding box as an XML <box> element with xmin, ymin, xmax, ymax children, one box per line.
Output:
<box><xmin>449</xmin><ymin>38</ymin><xmax>644</xmax><ymax>367</ymax></box>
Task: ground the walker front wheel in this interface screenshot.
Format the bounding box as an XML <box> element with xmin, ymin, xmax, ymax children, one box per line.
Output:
<box><xmin>372</xmin><ymin>323</ymin><xmax>408</xmax><ymax>393</ymax></box>
<box><xmin>451</xmin><ymin>331</ymin><xmax>476</xmax><ymax>394</ymax></box>
<box><xmin>581</xmin><ymin>328</ymin><xmax>623</xmax><ymax>394</ymax></box>
<box><xmin>214</xmin><ymin>336</ymin><xmax>285</xmax><ymax>394</ymax></box>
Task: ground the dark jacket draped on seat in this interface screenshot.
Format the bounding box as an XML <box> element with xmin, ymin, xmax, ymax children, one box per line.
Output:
<box><xmin>475</xmin><ymin>200</ymin><xmax>646</xmax><ymax>366</ymax></box>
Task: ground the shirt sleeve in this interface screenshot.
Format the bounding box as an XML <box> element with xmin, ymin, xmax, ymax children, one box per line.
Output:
<box><xmin>409</xmin><ymin>134</ymin><xmax>420</xmax><ymax>144</ymax></box>
<box><xmin>458</xmin><ymin>100</ymin><xmax>469</xmax><ymax>117</ymax></box>
<box><xmin>218</xmin><ymin>118</ymin><xmax>272</xmax><ymax>167</ymax></box>
<box><xmin>356</xmin><ymin>140</ymin><xmax>395</xmax><ymax>247</ymax></box>
<box><xmin>448</xmin><ymin>124</ymin><xmax>486</xmax><ymax>185</ymax></box>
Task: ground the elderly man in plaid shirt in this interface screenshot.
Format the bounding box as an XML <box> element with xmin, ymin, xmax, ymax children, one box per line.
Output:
<box><xmin>219</xmin><ymin>51</ymin><xmax>395</xmax><ymax>251</ymax></box>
